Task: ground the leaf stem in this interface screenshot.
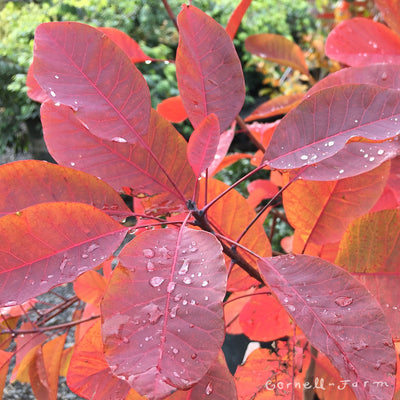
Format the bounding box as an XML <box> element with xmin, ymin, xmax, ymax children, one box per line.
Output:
<box><xmin>235</xmin><ymin>115</ymin><xmax>265</xmax><ymax>152</ymax></box>
<box><xmin>161</xmin><ymin>0</ymin><xmax>179</xmax><ymax>30</ymax></box>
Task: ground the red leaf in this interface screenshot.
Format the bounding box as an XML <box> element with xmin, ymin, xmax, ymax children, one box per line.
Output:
<box><xmin>263</xmin><ymin>84</ymin><xmax>400</xmax><ymax>180</ymax></box>
<box><xmin>96</xmin><ymin>27</ymin><xmax>153</xmax><ymax>63</ymax></box>
<box><xmin>0</xmin><ymin>160</ymin><xmax>132</xmax><ymax>221</ymax></box>
<box><xmin>166</xmin><ymin>352</ymin><xmax>237</xmax><ymax>399</ymax></box>
<box><xmin>245</xmin><ymin>93</ymin><xmax>303</xmax><ymax>122</ymax></box>
<box><xmin>33</xmin><ymin>22</ymin><xmax>151</xmax><ymax>143</ymax></box>
<box><xmin>0</xmin><ymin>202</ymin><xmax>127</xmax><ymax>307</ymax></box>
<box><xmin>224</xmin><ymin>288</ymin><xmax>255</xmax><ymax>335</ymax></box>
<box><xmin>283</xmin><ymin>162</ymin><xmax>390</xmax><ymax>247</ymax></box>
<box><xmin>26</xmin><ymin>64</ymin><xmax>48</xmax><ymax>103</ymax></box>
<box><xmin>156</xmin><ymin>96</ymin><xmax>188</xmax><ymax>123</ymax></box>
<box><xmin>307</xmin><ymin>64</ymin><xmax>400</xmax><ymax>97</ymax></box>
<box><xmin>74</xmin><ymin>270</ymin><xmax>108</xmax><ymax>306</ymax></box>
<box><xmin>206</xmin><ymin>125</ymin><xmax>235</xmax><ymax>176</ymax></box>
<box><xmin>225</xmin><ymin>0</ymin><xmax>253</xmax><ymax>39</ymax></box>
<box><xmin>41</xmin><ymin>103</ymin><xmax>195</xmax><ymax>210</ymax></box>
<box><xmin>375</xmin><ymin>0</ymin><xmax>400</xmax><ymax>38</ymax></box>
<box><xmin>187</xmin><ymin>114</ymin><xmax>220</xmax><ymax>177</ymax></box>
<box><xmin>239</xmin><ymin>287</ymin><xmax>293</xmax><ymax>341</ymax></box>
<box><xmin>325</xmin><ymin>18</ymin><xmax>400</xmax><ymax>67</ymax></box>
<box><xmin>101</xmin><ymin>227</ymin><xmax>227</xmax><ymax>399</ymax></box>
<box><xmin>176</xmin><ymin>5</ymin><xmax>245</xmax><ymax>132</ymax></box>
<box><xmin>245</xmin><ymin>33</ymin><xmax>309</xmax><ymax>76</ymax></box>
<box><xmin>258</xmin><ymin>254</ymin><xmax>396</xmax><ymax>400</ymax></box>
<box><xmin>336</xmin><ymin>209</ymin><xmax>400</xmax><ymax>273</ymax></box>
<box><xmin>67</xmin><ymin>320</ymin><xmax>133</xmax><ymax>400</ymax></box>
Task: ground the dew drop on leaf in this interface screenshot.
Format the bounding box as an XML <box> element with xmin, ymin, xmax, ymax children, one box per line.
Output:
<box><xmin>143</xmin><ymin>248</ymin><xmax>155</xmax><ymax>258</ymax></box>
<box><xmin>112</xmin><ymin>136</ymin><xmax>127</xmax><ymax>143</ymax></box>
<box><xmin>205</xmin><ymin>382</ymin><xmax>213</xmax><ymax>395</ymax></box>
<box><xmin>183</xmin><ymin>277</ymin><xmax>192</xmax><ymax>285</ymax></box>
<box><xmin>167</xmin><ymin>282</ymin><xmax>176</xmax><ymax>294</ymax></box>
<box><xmin>146</xmin><ymin>261</ymin><xmax>155</xmax><ymax>272</ymax></box>
<box><xmin>172</xmin><ymin>348</ymin><xmax>179</xmax><ymax>355</ymax></box>
<box><xmin>149</xmin><ymin>276</ymin><xmax>165</xmax><ymax>288</ymax></box>
<box><xmin>288</xmin><ymin>305</ymin><xmax>296</xmax><ymax>312</ymax></box>
<box><xmin>178</xmin><ymin>259</ymin><xmax>189</xmax><ymax>275</ymax></box>
<box><xmin>87</xmin><ymin>243</ymin><xmax>99</xmax><ymax>253</ymax></box>
<box><xmin>191</xmin><ymin>353</ymin><xmax>197</xmax><ymax>359</ymax></box>
<box><xmin>335</xmin><ymin>296</ymin><xmax>353</xmax><ymax>307</ymax></box>
<box><xmin>381</xmin><ymin>72</ymin><xmax>388</xmax><ymax>81</ymax></box>
<box><xmin>201</xmin><ymin>280</ymin><xmax>209</xmax><ymax>287</ymax></box>
<box><xmin>174</xmin><ymin>293</ymin><xmax>183</xmax><ymax>302</ymax></box>
<box><xmin>170</xmin><ymin>304</ymin><xmax>179</xmax><ymax>319</ymax></box>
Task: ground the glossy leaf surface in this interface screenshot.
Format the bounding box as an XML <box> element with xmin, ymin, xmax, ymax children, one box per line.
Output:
<box><xmin>167</xmin><ymin>352</ymin><xmax>237</xmax><ymax>399</ymax></box>
<box><xmin>325</xmin><ymin>18</ymin><xmax>400</xmax><ymax>66</ymax></box>
<box><xmin>244</xmin><ymin>93</ymin><xmax>303</xmax><ymax>122</ymax></box>
<box><xmin>0</xmin><ymin>160</ymin><xmax>132</xmax><ymax>220</ymax></box>
<box><xmin>156</xmin><ymin>96</ymin><xmax>188</xmax><ymax>123</ymax></box>
<box><xmin>101</xmin><ymin>227</ymin><xmax>227</xmax><ymax>399</ymax></box>
<box><xmin>67</xmin><ymin>321</ymin><xmax>132</xmax><ymax>400</ymax></box>
<box><xmin>263</xmin><ymin>84</ymin><xmax>400</xmax><ymax>180</ymax></box>
<box><xmin>258</xmin><ymin>254</ymin><xmax>396</xmax><ymax>400</ymax></box>
<box><xmin>187</xmin><ymin>114</ymin><xmax>220</xmax><ymax>177</ymax></box>
<box><xmin>283</xmin><ymin>163</ymin><xmax>389</xmax><ymax>247</ymax></box>
<box><xmin>33</xmin><ymin>22</ymin><xmax>151</xmax><ymax>143</ymax></box>
<box><xmin>41</xmin><ymin>103</ymin><xmax>195</xmax><ymax>209</ymax></box>
<box><xmin>176</xmin><ymin>5</ymin><xmax>245</xmax><ymax>132</ymax></box>
<box><xmin>307</xmin><ymin>64</ymin><xmax>400</xmax><ymax>97</ymax></box>
<box><xmin>0</xmin><ymin>202</ymin><xmax>127</xmax><ymax>307</ymax></box>
<box><xmin>336</xmin><ymin>209</ymin><xmax>400</xmax><ymax>273</ymax></box>
<box><xmin>245</xmin><ymin>33</ymin><xmax>309</xmax><ymax>75</ymax></box>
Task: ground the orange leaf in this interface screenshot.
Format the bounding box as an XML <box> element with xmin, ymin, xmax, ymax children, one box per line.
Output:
<box><xmin>239</xmin><ymin>288</ymin><xmax>293</xmax><ymax>341</ymax></box>
<box><xmin>29</xmin><ymin>333</ymin><xmax>67</xmax><ymax>400</ymax></box>
<box><xmin>283</xmin><ymin>162</ymin><xmax>390</xmax><ymax>250</ymax></box>
<box><xmin>156</xmin><ymin>96</ymin><xmax>188</xmax><ymax>123</ymax></box>
<box><xmin>74</xmin><ymin>270</ymin><xmax>108</xmax><ymax>306</ymax></box>
<box><xmin>224</xmin><ymin>288</ymin><xmax>255</xmax><ymax>335</ymax></box>
<box><xmin>226</xmin><ymin>0</ymin><xmax>253</xmax><ymax>39</ymax></box>
<box><xmin>0</xmin><ymin>350</ymin><xmax>12</xmax><ymax>398</ymax></box>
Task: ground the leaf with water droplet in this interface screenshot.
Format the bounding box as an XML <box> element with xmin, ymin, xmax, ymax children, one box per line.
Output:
<box><xmin>101</xmin><ymin>227</ymin><xmax>227</xmax><ymax>399</ymax></box>
<box><xmin>257</xmin><ymin>254</ymin><xmax>396</xmax><ymax>400</ymax></box>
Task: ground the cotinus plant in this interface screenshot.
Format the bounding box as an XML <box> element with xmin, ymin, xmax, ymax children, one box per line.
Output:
<box><xmin>0</xmin><ymin>1</ymin><xmax>399</xmax><ymax>399</ymax></box>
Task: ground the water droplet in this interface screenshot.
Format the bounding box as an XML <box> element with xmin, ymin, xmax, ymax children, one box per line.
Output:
<box><xmin>87</xmin><ymin>243</ymin><xmax>99</xmax><ymax>253</ymax></box>
<box><xmin>149</xmin><ymin>276</ymin><xmax>165</xmax><ymax>288</ymax></box>
<box><xmin>122</xmin><ymin>337</ymin><xmax>129</xmax><ymax>344</ymax></box>
<box><xmin>4</xmin><ymin>300</ymin><xmax>16</xmax><ymax>307</ymax></box>
<box><xmin>339</xmin><ymin>169</ymin><xmax>344</xmax><ymax>174</ymax></box>
<box><xmin>54</xmin><ymin>75</ymin><xmax>59</xmax><ymax>79</ymax></box>
<box><xmin>182</xmin><ymin>299</ymin><xmax>188</xmax><ymax>306</ymax></box>
<box><xmin>335</xmin><ymin>296</ymin><xmax>353</xmax><ymax>307</ymax></box>
<box><xmin>191</xmin><ymin>353</ymin><xmax>198</xmax><ymax>359</ymax></box>
<box><xmin>381</xmin><ymin>72</ymin><xmax>388</xmax><ymax>81</ymax></box>
<box><xmin>178</xmin><ymin>259</ymin><xmax>189</xmax><ymax>275</ymax></box>
<box><xmin>145</xmin><ymin>60</ymin><xmax>152</xmax><ymax>65</ymax></box>
<box><xmin>167</xmin><ymin>281</ymin><xmax>176</xmax><ymax>293</ymax></box>
<box><xmin>70</xmin><ymin>162</ymin><xmax>75</xmax><ymax>166</ymax></box>
<box><xmin>204</xmin><ymin>296</ymin><xmax>209</xmax><ymax>301</ymax></box>
<box><xmin>47</xmin><ymin>274</ymin><xmax>54</xmax><ymax>279</ymax></box>
<box><xmin>190</xmin><ymin>299</ymin><xmax>196</xmax><ymax>305</ymax></box>
<box><xmin>375</xmin><ymin>360</ymin><xmax>382</xmax><ymax>369</ymax></box>
<box><xmin>377</xmin><ymin>149</ymin><xmax>384</xmax><ymax>155</ymax></box>
<box><xmin>180</xmin><ymin>358</ymin><xmax>185</xmax><ymax>363</ymax></box>
<box><xmin>50</xmin><ymin>90</ymin><xmax>56</xmax><ymax>97</ymax></box>
<box><xmin>144</xmin><ymin>303</ymin><xmax>163</xmax><ymax>324</ymax></box>
<box><xmin>352</xmin><ymin>340</ymin><xmax>368</xmax><ymax>351</ymax></box>
<box><xmin>288</xmin><ymin>305</ymin><xmax>296</xmax><ymax>312</ymax></box>
<box><xmin>143</xmin><ymin>248</ymin><xmax>155</xmax><ymax>258</ymax></box>
<box><xmin>183</xmin><ymin>277</ymin><xmax>192</xmax><ymax>285</ymax></box>
<box><xmin>201</xmin><ymin>280</ymin><xmax>209</xmax><ymax>287</ymax></box>
<box><xmin>146</xmin><ymin>261</ymin><xmax>155</xmax><ymax>272</ymax></box>
<box><xmin>170</xmin><ymin>304</ymin><xmax>179</xmax><ymax>318</ymax></box>
<box><xmin>369</xmin><ymin>157</ymin><xmax>375</xmax><ymax>161</ymax></box>
<box><xmin>205</xmin><ymin>382</ymin><xmax>213</xmax><ymax>395</ymax></box>
<box><xmin>112</xmin><ymin>136</ymin><xmax>127</xmax><ymax>143</ymax></box>
<box><xmin>354</xmin><ymin>119</ymin><xmax>359</xmax><ymax>123</ymax></box>
<box><xmin>300</xmin><ymin>155</ymin><xmax>308</xmax><ymax>160</ymax></box>
<box><xmin>172</xmin><ymin>348</ymin><xmax>179</xmax><ymax>354</ymax></box>
<box><xmin>283</xmin><ymin>297</ymin><xmax>289</xmax><ymax>303</ymax></box>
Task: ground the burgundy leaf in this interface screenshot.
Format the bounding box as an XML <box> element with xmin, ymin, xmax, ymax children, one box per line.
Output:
<box><xmin>101</xmin><ymin>227</ymin><xmax>227</xmax><ymax>400</ymax></box>
<box><xmin>325</xmin><ymin>18</ymin><xmax>400</xmax><ymax>67</ymax></box>
<box><xmin>225</xmin><ymin>0</ymin><xmax>253</xmax><ymax>39</ymax></box>
<box><xmin>33</xmin><ymin>22</ymin><xmax>151</xmax><ymax>143</ymax></box>
<box><xmin>187</xmin><ymin>114</ymin><xmax>220</xmax><ymax>177</ymax></box>
<box><xmin>0</xmin><ymin>160</ymin><xmax>133</xmax><ymax>221</ymax></box>
<box><xmin>307</xmin><ymin>64</ymin><xmax>400</xmax><ymax>97</ymax></box>
<box><xmin>245</xmin><ymin>33</ymin><xmax>309</xmax><ymax>75</ymax></box>
<box><xmin>263</xmin><ymin>84</ymin><xmax>400</xmax><ymax>180</ymax></box>
<box><xmin>167</xmin><ymin>352</ymin><xmax>237</xmax><ymax>399</ymax></box>
<box><xmin>176</xmin><ymin>5</ymin><xmax>245</xmax><ymax>132</ymax></box>
<box><xmin>258</xmin><ymin>254</ymin><xmax>396</xmax><ymax>400</ymax></box>
<box><xmin>0</xmin><ymin>202</ymin><xmax>127</xmax><ymax>307</ymax></box>
<box><xmin>96</xmin><ymin>27</ymin><xmax>153</xmax><ymax>63</ymax></box>
<box><xmin>41</xmin><ymin>102</ymin><xmax>195</xmax><ymax>210</ymax></box>
<box><xmin>375</xmin><ymin>0</ymin><xmax>400</xmax><ymax>38</ymax></box>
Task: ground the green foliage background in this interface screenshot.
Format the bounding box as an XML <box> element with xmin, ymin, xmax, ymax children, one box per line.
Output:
<box><xmin>0</xmin><ymin>0</ymin><xmax>315</xmax><ymax>153</ymax></box>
